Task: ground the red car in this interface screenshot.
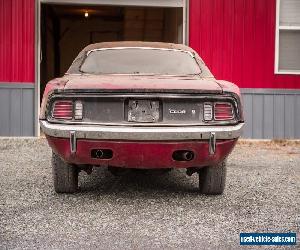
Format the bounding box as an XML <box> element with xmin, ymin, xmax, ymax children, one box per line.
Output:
<box><xmin>40</xmin><ymin>42</ymin><xmax>244</xmax><ymax>194</ymax></box>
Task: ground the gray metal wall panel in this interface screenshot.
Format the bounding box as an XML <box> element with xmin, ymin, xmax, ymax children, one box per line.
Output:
<box><xmin>241</xmin><ymin>94</ymin><xmax>253</xmax><ymax>138</ymax></box>
<box><xmin>10</xmin><ymin>89</ymin><xmax>22</xmax><ymax>136</ymax></box>
<box><xmin>252</xmin><ymin>95</ymin><xmax>264</xmax><ymax>139</ymax></box>
<box><xmin>284</xmin><ymin>95</ymin><xmax>295</xmax><ymax>138</ymax></box>
<box><xmin>241</xmin><ymin>89</ymin><xmax>300</xmax><ymax>139</ymax></box>
<box><xmin>263</xmin><ymin>95</ymin><xmax>274</xmax><ymax>139</ymax></box>
<box><xmin>295</xmin><ymin>95</ymin><xmax>300</xmax><ymax>138</ymax></box>
<box><xmin>22</xmin><ymin>89</ymin><xmax>35</xmax><ymax>136</ymax></box>
<box><xmin>0</xmin><ymin>89</ymin><xmax>10</xmax><ymax>136</ymax></box>
<box><xmin>296</xmin><ymin>96</ymin><xmax>300</xmax><ymax>138</ymax></box>
<box><xmin>0</xmin><ymin>84</ymin><xmax>34</xmax><ymax>136</ymax></box>
<box><xmin>274</xmin><ymin>95</ymin><xmax>285</xmax><ymax>138</ymax></box>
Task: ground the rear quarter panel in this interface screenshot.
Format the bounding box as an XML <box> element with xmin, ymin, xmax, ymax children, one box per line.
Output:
<box><xmin>40</xmin><ymin>78</ymin><xmax>68</xmax><ymax>119</ymax></box>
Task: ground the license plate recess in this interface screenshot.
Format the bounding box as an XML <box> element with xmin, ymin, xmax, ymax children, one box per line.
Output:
<box><xmin>128</xmin><ymin>100</ymin><xmax>160</xmax><ymax>123</ymax></box>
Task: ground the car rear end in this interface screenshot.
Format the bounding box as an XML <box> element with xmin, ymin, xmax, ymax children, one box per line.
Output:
<box><xmin>41</xmin><ymin>90</ymin><xmax>243</xmax><ymax>169</ymax></box>
<box><xmin>40</xmin><ymin>42</ymin><xmax>244</xmax><ymax>194</ymax></box>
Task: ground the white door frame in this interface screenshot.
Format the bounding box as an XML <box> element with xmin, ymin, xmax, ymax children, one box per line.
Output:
<box><xmin>34</xmin><ymin>0</ymin><xmax>189</xmax><ymax>136</ymax></box>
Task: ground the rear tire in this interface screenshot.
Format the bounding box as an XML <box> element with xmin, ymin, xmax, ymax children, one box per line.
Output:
<box><xmin>198</xmin><ymin>161</ymin><xmax>226</xmax><ymax>195</ymax></box>
<box><xmin>52</xmin><ymin>152</ymin><xmax>78</xmax><ymax>193</ymax></box>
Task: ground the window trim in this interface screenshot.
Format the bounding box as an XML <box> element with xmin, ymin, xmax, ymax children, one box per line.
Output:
<box><xmin>275</xmin><ymin>0</ymin><xmax>300</xmax><ymax>74</ymax></box>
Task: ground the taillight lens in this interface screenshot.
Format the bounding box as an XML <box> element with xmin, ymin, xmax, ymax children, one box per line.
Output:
<box><xmin>214</xmin><ymin>102</ymin><xmax>234</xmax><ymax>120</ymax></box>
<box><xmin>203</xmin><ymin>103</ymin><xmax>213</xmax><ymax>121</ymax></box>
<box><xmin>74</xmin><ymin>101</ymin><xmax>83</xmax><ymax>120</ymax></box>
<box><xmin>52</xmin><ymin>101</ymin><xmax>73</xmax><ymax>120</ymax></box>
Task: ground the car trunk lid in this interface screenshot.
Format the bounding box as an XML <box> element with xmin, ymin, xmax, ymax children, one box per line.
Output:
<box><xmin>46</xmin><ymin>75</ymin><xmax>235</xmax><ymax>126</ymax></box>
<box><xmin>63</xmin><ymin>75</ymin><xmax>223</xmax><ymax>94</ymax></box>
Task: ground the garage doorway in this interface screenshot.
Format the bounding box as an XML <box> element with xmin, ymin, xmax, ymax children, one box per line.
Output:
<box><xmin>40</xmin><ymin>4</ymin><xmax>185</xmax><ymax>97</ymax></box>
<box><xmin>36</xmin><ymin>0</ymin><xmax>188</xmax><ymax>136</ymax></box>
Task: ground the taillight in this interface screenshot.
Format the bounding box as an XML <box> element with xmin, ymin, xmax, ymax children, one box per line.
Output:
<box><xmin>52</xmin><ymin>101</ymin><xmax>73</xmax><ymax>120</ymax></box>
<box><xmin>214</xmin><ymin>102</ymin><xmax>234</xmax><ymax>120</ymax></box>
<box><xmin>74</xmin><ymin>101</ymin><xmax>83</xmax><ymax>120</ymax></box>
<box><xmin>203</xmin><ymin>103</ymin><xmax>213</xmax><ymax>121</ymax></box>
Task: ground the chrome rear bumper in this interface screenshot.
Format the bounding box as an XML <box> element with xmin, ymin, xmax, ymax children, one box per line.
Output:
<box><xmin>40</xmin><ymin>120</ymin><xmax>244</xmax><ymax>141</ymax></box>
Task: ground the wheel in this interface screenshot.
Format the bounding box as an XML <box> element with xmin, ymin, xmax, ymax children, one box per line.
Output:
<box><xmin>52</xmin><ymin>152</ymin><xmax>79</xmax><ymax>193</ymax></box>
<box><xmin>198</xmin><ymin>160</ymin><xmax>226</xmax><ymax>195</ymax></box>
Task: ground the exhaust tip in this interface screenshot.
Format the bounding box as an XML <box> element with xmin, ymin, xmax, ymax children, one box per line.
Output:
<box><xmin>95</xmin><ymin>150</ymin><xmax>104</xmax><ymax>158</ymax></box>
<box><xmin>172</xmin><ymin>150</ymin><xmax>194</xmax><ymax>162</ymax></box>
<box><xmin>182</xmin><ymin>151</ymin><xmax>194</xmax><ymax>161</ymax></box>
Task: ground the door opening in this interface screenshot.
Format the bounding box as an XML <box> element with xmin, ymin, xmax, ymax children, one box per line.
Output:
<box><xmin>40</xmin><ymin>4</ymin><xmax>184</xmax><ymax>99</ymax></box>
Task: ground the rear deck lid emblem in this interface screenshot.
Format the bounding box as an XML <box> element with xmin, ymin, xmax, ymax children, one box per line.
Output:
<box><xmin>169</xmin><ymin>109</ymin><xmax>186</xmax><ymax>114</ymax></box>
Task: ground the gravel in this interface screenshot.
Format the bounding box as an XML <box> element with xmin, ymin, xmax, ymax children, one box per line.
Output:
<box><xmin>0</xmin><ymin>138</ymin><xmax>299</xmax><ymax>249</ymax></box>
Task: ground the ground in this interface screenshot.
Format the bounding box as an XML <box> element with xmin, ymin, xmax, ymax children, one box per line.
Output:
<box><xmin>0</xmin><ymin>138</ymin><xmax>299</xmax><ymax>249</ymax></box>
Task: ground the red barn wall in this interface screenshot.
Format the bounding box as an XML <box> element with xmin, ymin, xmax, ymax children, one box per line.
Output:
<box><xmin>0</xmin><ymin>0</ymin><xmax>35</xmax><ymax>136</ymax></box>
<box><xmin>0</xmin><ymin>0</ymin><xmax>35</xmax><ymax>83</ymax></box>
<box><xmin>189</xmin><ymin>0</ymin><xmax>300</xmax><ymax>89</ymax></box>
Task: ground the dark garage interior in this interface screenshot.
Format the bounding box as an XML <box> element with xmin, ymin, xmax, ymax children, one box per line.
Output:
<box><xmin>40</xmin><ymin>4</ymin><xmax>183</xmax><ymax>98</ymax></box>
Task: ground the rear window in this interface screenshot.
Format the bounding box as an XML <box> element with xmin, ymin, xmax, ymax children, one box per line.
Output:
<box><xmin>79</xmin><ymin>48</ymin><xmax>201</xmax><ymax>75</ymax></box>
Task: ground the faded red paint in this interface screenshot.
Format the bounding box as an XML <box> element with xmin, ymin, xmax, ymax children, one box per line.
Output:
<box><xmin>63</xmin><ymin>75</ymin><xmax>222</xmax><ymax>92</ymax></box>
<box><xmin>40</xmin><ymin>42</ymin><xmax>242</xmax><ymax>120</ymax></box>
<box><xmin>41</xmin><ymin>42</ymin><xmax>242</xmax><ymax>170</ymax></box>
<box><xmin>0</xmin><ymin>0</ymin><xmax>35</xmax><ymax>83</ymax></box>
<box><xmin>189</xmin><ymin>0</ymin><xmax>300</xmax><ymax>89</ymax></box>
<box><xmin>40</xmin><ymin>78</ymin><xmax>68</xmax><ymax>119</ymax></box>
<box><xmin>47</xmin><ymin>136</ymin><xmax>237</xmax><ymax>168</ymax></box>
<box><xmin>40</xmin><ymin>75</ymin><xmax>242</xmax><ymax>120</ymax></box>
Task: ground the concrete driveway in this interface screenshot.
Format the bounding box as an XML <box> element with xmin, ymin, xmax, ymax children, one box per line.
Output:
<box><xmin>0</xmin><ymin>139</ymin><xmax>299</xmax><ymax>249</ymax></box>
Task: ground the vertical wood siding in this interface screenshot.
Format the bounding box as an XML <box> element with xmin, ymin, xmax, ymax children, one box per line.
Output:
<box><xmin>189</xmin><ymin>0</ymin><xmax>300</xmax><ymax>89</ymax></box>
<box><xmin>0</xmin><ymin>0</ymin><xmax>35</xmax><ymax>83</ymax></box>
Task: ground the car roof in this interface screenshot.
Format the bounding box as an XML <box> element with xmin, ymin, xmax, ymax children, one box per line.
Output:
<box><xmin>81</xmin><ymin>41</ymin><xmax>196</xmax><ymax>53</ymax></box>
